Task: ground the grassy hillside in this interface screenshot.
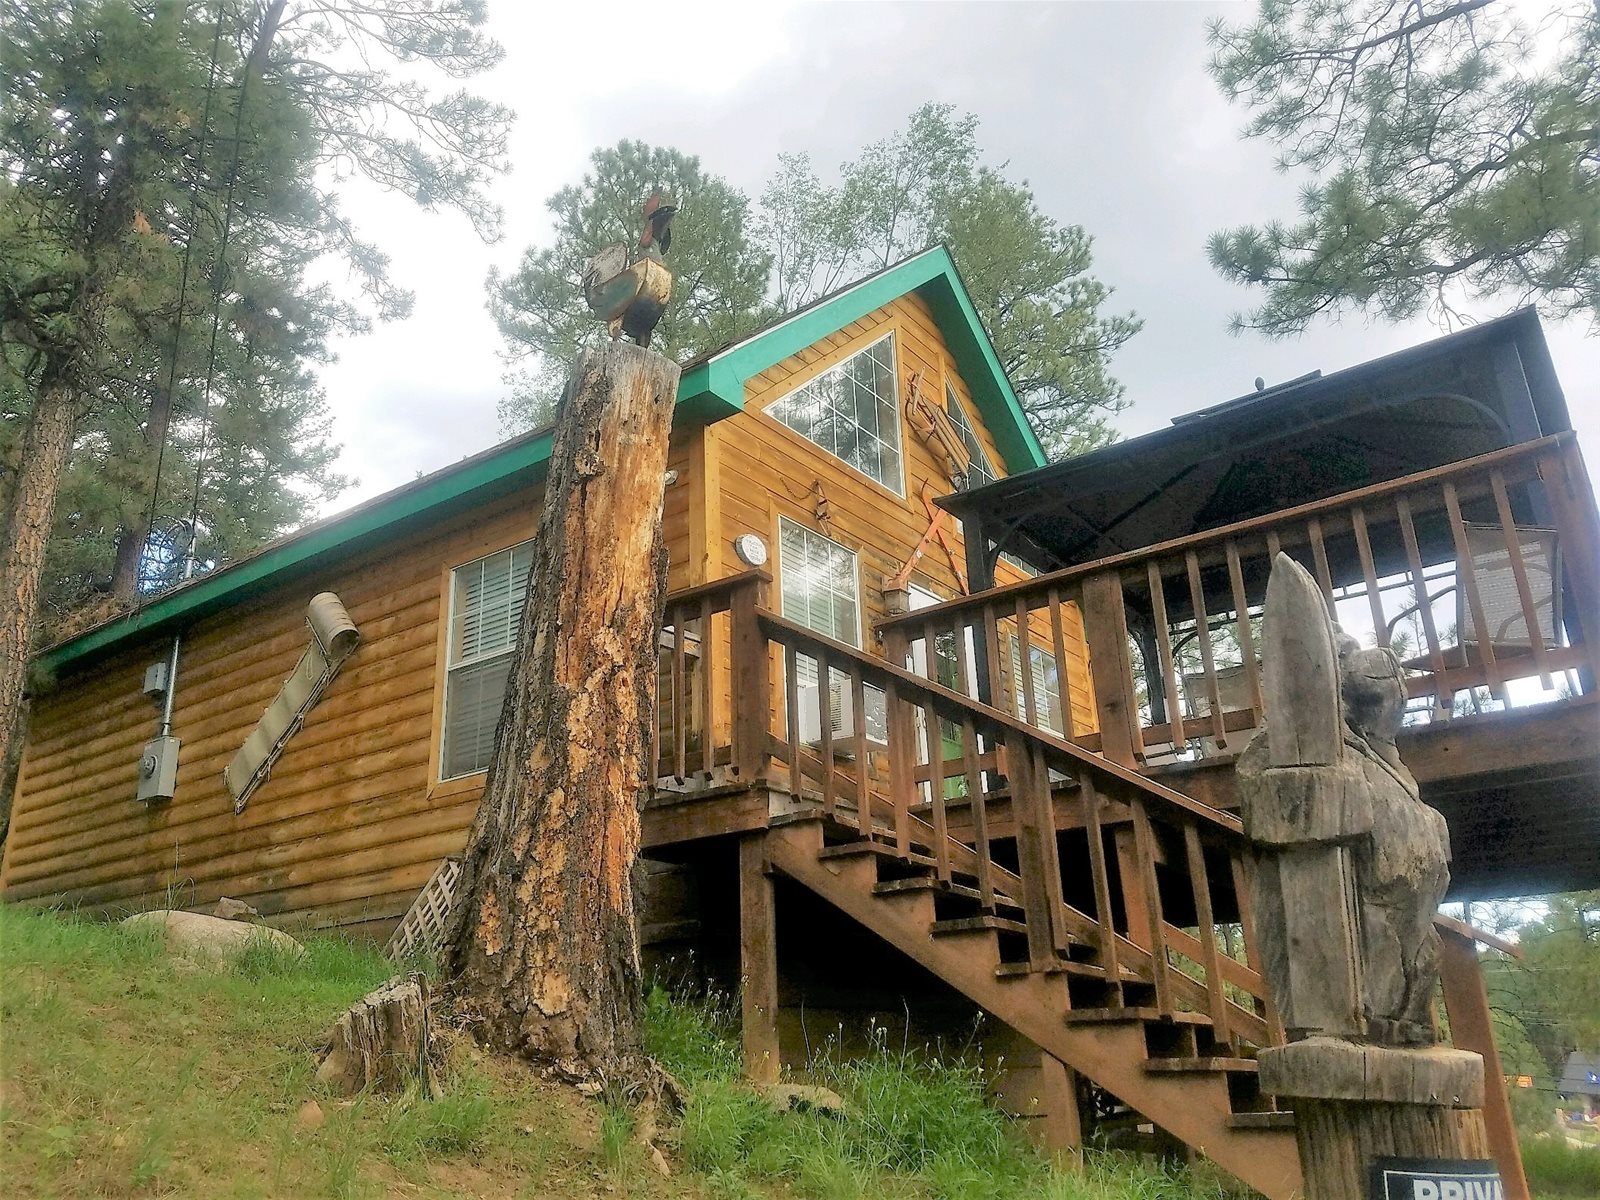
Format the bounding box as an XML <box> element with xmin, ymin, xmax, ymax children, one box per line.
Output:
<box><xmin>0</xmin><ymin>904</ymin><xmax>1268</xmax><ymax>1199</ymax></box>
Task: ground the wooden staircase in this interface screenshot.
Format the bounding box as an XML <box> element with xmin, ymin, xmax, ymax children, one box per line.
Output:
<box><xmin>762</xmin><ymin>814</ymin><xmax>1303</xmax><ymax>1200</ymax></box>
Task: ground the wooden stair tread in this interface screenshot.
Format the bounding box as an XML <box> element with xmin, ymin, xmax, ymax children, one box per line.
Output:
<box><xmin>871</xmin><ymin>877</ymin><xmax>1023</xmax><ymax>911</ymax></box>
<box><xmin>1064</xmin><ymin>1007</ymin><xmax>1214</xmax><ymax>1027</ymax></box>
<box><xmin>993</xmin><ymin>959</ymin><xmax>1138</xmax><ymax>982</ymax></box>
<box><xmin>931</xmin><ymin>915</ymin><xmax>1029</xmax><ymax>937</ymax></box>
<box><xmin>1228</xmin><ymin>1111</ymin><xmax>1295</xmax><ymax>1130</ymax></box>
<box><xmin>817</xmin><ymin>841</ymin><xmax>937</xmax><ymax>869</ymax></box>
<box><xmin>1144</xmin><ymin>1057</ymin><xmax>1258</xmax><ymax>1075</ymax></box>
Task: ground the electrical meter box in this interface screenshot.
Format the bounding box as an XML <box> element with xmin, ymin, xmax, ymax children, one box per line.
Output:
<box><xmin>135</xmin><ymin>735</ymin><xmax>180</xmax><ymax>803</ymax></box>
<box><xmin>142</xmin><ymin>661</ymin><xmax>170</xmax><ymax>700</ymax></box>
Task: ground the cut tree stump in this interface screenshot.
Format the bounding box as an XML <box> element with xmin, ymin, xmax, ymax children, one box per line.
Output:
<box><xmin>314</xmin><ymin>973</ymin><xmax>437</xmax><ymax>1096</ymax></box>
<box><xmin>442</xmin><ymin>341</ymin><xmax>681</xmax><ymax>1094</ymax></box>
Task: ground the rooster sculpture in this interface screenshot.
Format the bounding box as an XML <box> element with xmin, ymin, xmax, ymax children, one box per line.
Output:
<box><xmin>582</xmin><ymin>192</ymin><xmax>677</xmax><ymax>348</ymax></box>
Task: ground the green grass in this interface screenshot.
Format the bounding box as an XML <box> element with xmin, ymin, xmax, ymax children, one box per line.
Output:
<box><xmin>643</xmin><ymin>986</ymin><xmax>1251</xmax><ymax>1200</ymax></box>
<box><xmin>2</xmin><ymin>903</ymin><xmax>1246</xmax><ymax>1198</ymax></box>
<box><xmin>1521</xmin><ymin>1134</ymin><xmax>1600</xmax><ymax>1198</ymax></box>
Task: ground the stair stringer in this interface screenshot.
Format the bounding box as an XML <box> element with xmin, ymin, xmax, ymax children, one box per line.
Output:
<box><xmin>764</xmin><ymin>824</ymin><xmax>1304</xmax><ymax>1200</ymax></box>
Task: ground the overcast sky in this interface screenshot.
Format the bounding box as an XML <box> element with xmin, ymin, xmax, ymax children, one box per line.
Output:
<box><xmin>316</xmin><ymin>0</ymin><xmax>1597</xmax><ymax>511</ymax></box>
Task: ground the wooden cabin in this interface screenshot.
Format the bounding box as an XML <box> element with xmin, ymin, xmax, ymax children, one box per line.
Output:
<box><xmin>5</xmin><ymin>250</ymin><xmax>1597</xmax><ymax>1198</ymax></box>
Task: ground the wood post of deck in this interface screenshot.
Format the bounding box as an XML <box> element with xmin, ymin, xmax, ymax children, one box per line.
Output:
<box><xmin>1036</xmin><ymin>1053</ymin><xmax>1084</xmax><ymax>1163</ymax></box>
<box><xmin>1439</xmin><ymin>924</ymin><xmax>1531</xmax><ymax>1200</ymax></box>
<box><xmin>1079</xmin><ymin>571</ymin><xmax>1143</xmax><ymax>767</ymax></box>
<box><xmin>739</xmin><ymin>832</ymin><xmax>780</xmax><ymax>1085</ymax></box>
<box><xmin>730</xmin><ymin>575</ymin><xmax>771</xmax><ymax>782</ymax></box>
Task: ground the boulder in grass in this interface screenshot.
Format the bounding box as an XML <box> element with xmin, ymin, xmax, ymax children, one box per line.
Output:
<box><xmin>121</xmin><ymin>909</ymin><xmax>303</xmax><ymax>964</ymax></box>
<box><xmin>761</xmin><ymin>1083</ymin><xmax>847</xmax><ymax>1117</ymax></box>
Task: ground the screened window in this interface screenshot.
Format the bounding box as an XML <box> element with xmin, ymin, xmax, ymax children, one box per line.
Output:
<box><xmin>441</xmin><ymin>539</ymin><xmax>534</xmax><ymax>779</ymax></box>
<box><xmin>767</xmin><ymin>334</ymin><xmax>904</xmax><ymax>493</ymax></box>
<box><xmin>945</xmin><ymin>382</ymin><xmax>996</xmax><ymax>488</ymax></box>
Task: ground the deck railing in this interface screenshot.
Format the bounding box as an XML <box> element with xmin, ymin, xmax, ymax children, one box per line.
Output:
<box><xmin>879</xmin><ymin>433</ymin><xmax>1600</xmax><ymax>766</ymax></box>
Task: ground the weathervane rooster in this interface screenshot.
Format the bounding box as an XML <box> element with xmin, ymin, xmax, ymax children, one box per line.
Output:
<box><xmin>582</xmin><ymin>192</ymin><xmax>677</xmax><ymax>349</ymax></box>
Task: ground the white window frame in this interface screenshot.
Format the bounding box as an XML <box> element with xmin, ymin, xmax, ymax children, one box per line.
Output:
<box><xmin>439</xmin><ymin>538</ymin><xmax>535</xmax><ymax>781</ymax></box>
<box><xmin>1007</xmin><ymin>632</ymin><xmax>1065</xmax><ymax>737</ymax></box>
<box><xmin>777</xmin><ymin>517</ymin><xmax>862</xmax><ymax>649</ymax></box>
<box><xmin>766</xmin><ymin>332</ymin><xmax>906</xmax><ymax>496</ymax></box>
<box><xmin>944</xmin><ymin>380</ymin><xmax>997</xmax><ymax>488</ymax></box>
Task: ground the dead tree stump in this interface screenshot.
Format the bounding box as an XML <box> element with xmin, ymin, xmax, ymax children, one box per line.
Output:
<box><xmin>315</xmin><ymin>974</ymin><xmax>437</xmax><ymax>1096</ymax></box>
<box><xmin>443</xmin><ymin>341</ymin><xmax>680</xmax><ymax>1094</ymax></box>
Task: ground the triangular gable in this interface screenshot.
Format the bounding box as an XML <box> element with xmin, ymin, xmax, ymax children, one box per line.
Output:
<box><xmin>678</xmin><ymin>245</ymin><xmax>1047</xmax><ymax>473</ymax></box>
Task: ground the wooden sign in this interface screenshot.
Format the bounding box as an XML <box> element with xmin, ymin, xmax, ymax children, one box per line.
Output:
<box><xmin>1369</xmin><ymin>1157</ymin><xmax>1503</xmax><ymax>1199</ymax></box>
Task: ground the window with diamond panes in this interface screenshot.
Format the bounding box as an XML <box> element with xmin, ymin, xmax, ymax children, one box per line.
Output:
<box><xmin>441</xmin><ymin>539</ymin><xmax>534</xmax><ymax>779</ymax></box>
<box><xmin>767</xmin><ymin>333</ymin><xmax>904</xmax><ymax>493</ymax></box>
<box><xmin>944</xmin><ymin>381</ymin><xmax>996</xmax><ymax>488</ymax></box>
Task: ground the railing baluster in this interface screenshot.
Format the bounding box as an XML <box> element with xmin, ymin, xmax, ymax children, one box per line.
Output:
<box><xmin>1046</xmin><ymin>587</ymin><xmax>1078</xmax><ymax>738</ymax></box>
<box><xmin>817</xmin><ymin>650</ymin><xmax>836</xmax><ymax>816</ymax></box>
<box><xmin>882</xmin><ymin>628</ymin><xmax>917</xmax><ymax>855</ymax></box>
<box><xmin>1146</xmin><ymin>560</ymin><xmax>1186</xmax><ymax>751</ymax></box>
<box><xmin>1396</xmin><ymin>493</ymin><xmax>1455</xmax><ymax>714</ymax></box>
<box><xmin>960</xmin><ymin>711</ymin><xmax>992</xmax><ymax>908</ymax></box>
<box><xmin>1183</xmin><ymin>823</ymin><xmax>1231</xmax><ymax>1049</ymax></box>
<box><xmin>1014</xmin><ymin>596</ymin><xmax>1038</xmax><ymax>727</ymax></box>
<box><xmin>1130</xmin><ymin>798</ymin><xmax>1173</xmax><ymax>1017</ymax></box>
<box><xmin>699</xmin><ymin>596</ymin><xmax>715</xmax><ymax>775</ymax></box>
<box><xmin>1266</xmin><ymin>529</ymin><xmax>1282</xmax><ymax>561</ymax></box>
<box><xmin>850</xmin><ymin>662</ymin><xmax>869</xmax><ymax>827</ymax></box>
<box><xmin>1224</xmin><ymin>539</ymin><xmax>1263</xmax><ymax>719</ymax></box>
<box><xmin>1009</xmin><ymin>735</ymin><xmax>1059</xmax><ymax>968</ymax></box>
<box><xmin>1442</xmin><ymin>481</ymin><xmax>1503</xmax><ymax>697</ymax></box>
<box><xmin>1184</xmin><ymin>551</ymin><xmax>1228</xmax><ymax>748</ymax></box>
<box><xmin>1490</xmin><ymin>468</ymin><xmax>1554</xmax><ymax>688</ymax></box>
<box><xmin>784</xmin><ymin>643</ymin><xmax>801</xmax><ymax>801</ymax></box>
<box><xmin>1351</xmin><ymin>506</ymin><xmax>1389</xmax><ymax>647</ymax></box>
<box><xmin>673</xmin><ymin>617</ymin><xmax>687</xmax><ymax>778</ymax></box>
<box><xmin>1229</xmin><ymin>854</ymin><xmax>1284</xmax><ymax>1044</ymax></box>
<box><xmin>921</xmin><ymin>676</ymin><xmax>950</xmax><ymax>882</ymax></box>
<box><xmin>1308</xmin><ymin>516</ymin><xmax>1335</xmax><ymax>607</ymax></box>
<box><xmin>1079</xmin><ymin>774</ymin><xmax>1120</xmax><ymax>991</ymax></box>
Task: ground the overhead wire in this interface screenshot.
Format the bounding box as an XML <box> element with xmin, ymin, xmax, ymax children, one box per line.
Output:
<box><xmin>135</xmin><ymin>1</ymin><xmax>231</xmax><ymax>612</ymax></box>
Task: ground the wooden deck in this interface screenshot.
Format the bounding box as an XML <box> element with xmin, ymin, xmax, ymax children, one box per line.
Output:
<box><xmin>640</xmin><ymin>437</ymin><xmax>1598</xmax><ymax>1196</ymax></box>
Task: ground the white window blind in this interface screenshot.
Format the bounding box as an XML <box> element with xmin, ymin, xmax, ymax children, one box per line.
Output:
<box><xmin>767</xmin><ymin>333</ymin><xmax>904</xmax><ymax>493</ymax></box>
<box><xmin>944</xmin><ymin>382</ymin><xmax>996</xmax><ymax>488</ymax></box>
<box><xmin>442</xmin><ymin>539</ymin><xmax>534</xmax><ymax>779</ymax></box>
<box><xmin>1007</xmin><ymin>633</ymin><xmax>1065</xmax><ymax>736</ymax></box>
<box><xmin>778</xmin><ymin>519</ymin><xmax>887</xmax><ymax>743</ymax></box>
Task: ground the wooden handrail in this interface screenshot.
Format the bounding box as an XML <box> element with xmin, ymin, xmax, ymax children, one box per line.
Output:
<box><xmin>755</xmin><ymin>606</ymin><xmax>1246</xmax><ymax>838</ymax></box>
<box><xmin>879</xmin><ymin>433</ymin><xmax>1574</xmax><ymax>632</ymax></box>
<box><xmin>664</xmin><ymin>568</ymin><xmax>770</xmax><ymax>609</ymax></box>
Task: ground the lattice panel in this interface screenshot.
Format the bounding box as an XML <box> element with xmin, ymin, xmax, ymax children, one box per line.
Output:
<box><xmin>384</xmin><ymin>856</ymin><xmax>463</xmax><ymax>962</ymax></box>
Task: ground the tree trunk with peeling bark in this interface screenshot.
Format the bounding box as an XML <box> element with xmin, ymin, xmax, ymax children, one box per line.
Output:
<box><xmin>0</xmin><ymin>373</ymin><xmax>78</xmax><ymax>782</ymax></box>
<box><xmin>443</xmin><ymin>341</ymin><xmax>680</xmax><ymax>1094</ymax></box>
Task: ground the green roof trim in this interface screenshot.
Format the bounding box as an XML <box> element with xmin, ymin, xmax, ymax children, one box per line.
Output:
<box><xmin>37</xmin><ymin>246</ymin><xmax>1042</xmax><ymax>676</ymax></box>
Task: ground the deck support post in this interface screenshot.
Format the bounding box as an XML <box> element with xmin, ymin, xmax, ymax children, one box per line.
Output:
<box><xmin>1439</xmin><ymin>925</ymin><xmax>1531</xmax><ymax>1200</ymax></box>
<box><xmin>1036</xmin><ymin>1053</ymin><xmax>1083</xmax><ymax>1162</ymax></box>
<box><xmin>739</xmin><ymin>832</ymin><xmax>780</xmax><ymax>1085</ymax></box>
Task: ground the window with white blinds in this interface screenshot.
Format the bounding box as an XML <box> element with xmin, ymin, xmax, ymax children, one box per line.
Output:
<box><xmin>1007</xmin><ymin>634</ymin><xmax>1065</xmax><ymax>736</ymax></box>
<box><xmin>767</xmin><ymin>333</ymin><xmax>904</xmax><ymax>493</ymax></box>
<box><xmin>778</xmin><ymin>519</ymin><xmax>888</xmax><ymax>743</ymax></box>
<box><xmin>944</xmin><ymin>382</ymin><xmax>996</xmax><ymax>488</ymax></box>
<box><xmin>441</xmin><ymin>539</ymin><xmax>535</xmax><ymax>779</ymax></box>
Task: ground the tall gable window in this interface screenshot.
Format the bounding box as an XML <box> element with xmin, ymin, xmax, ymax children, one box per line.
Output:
<box><xmin>767</xmin><ymin>333</ymin><xmax>904</xmax><ymax>494</ymax></box>
<box><xmin>945</xmin><ymin>382</ymin><xmax>996</xmax><ymax>488</ymax></box>
<box><xmin>442</xmin><ymin>539</ymin><xmax>534</xmax><ymax>779</ymax></box>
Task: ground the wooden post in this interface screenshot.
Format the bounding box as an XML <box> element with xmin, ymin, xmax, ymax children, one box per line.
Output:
<box><xmin>730</xmin><ymin>576</ymin><xmax>771</xmax><ymax>781</ymax></box>
<box><xmin>1036</xmin><ymin>1053</ymin><xmax>1083</xmax><ymax>1163</ymax></box>
<box><xmin>443</xmin><ymin>343</ymin><xmax>680</xmax><ymax>1092</ymax></box>
<box><xmin>1080</xmin><ymin>571</ymin><xmax>1142</xmax><ymax>766</ymax></box>
<box><xmin>739</xmin><ymin>833</ymin><xmax>780</xmax><ymax>1085</ymax></box>
<box><xmin>1439</xmin><ymin>925</ymin><xmax>1531</xmax><ymax>1200</ymax></box>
